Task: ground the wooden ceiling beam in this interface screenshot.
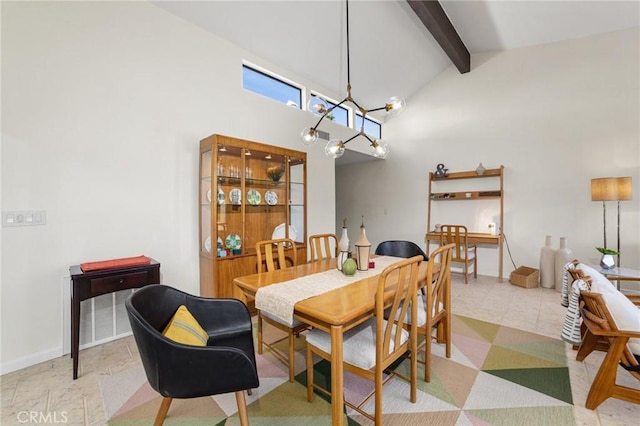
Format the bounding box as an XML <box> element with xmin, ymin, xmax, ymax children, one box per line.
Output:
<box><xmin>407</xmin><ymin>0</ymin><xmax>470</xmax><ymax>73</ymax></box>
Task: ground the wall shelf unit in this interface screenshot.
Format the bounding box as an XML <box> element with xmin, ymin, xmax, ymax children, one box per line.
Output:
<box><xmin>199</xmin><ymin>134</ymin><xmax>307</xmax><ymax>302</ymax></box>
<box><xmin>426</xmin><ymin>165</ymin><xmax>504</xmax><ymax>282</ymax></box>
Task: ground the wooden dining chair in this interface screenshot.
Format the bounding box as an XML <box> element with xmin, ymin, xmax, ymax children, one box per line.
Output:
<box><xmin>439</xmin><ymin>224</ymin><xmax>477</xmax><ymax>283</ymax></box>
<box><xmin>412</xmin><ymin>243</ymin><xmax>454</xmax><ymax>382</ymax></box>
<box><xmin>577</xmin><ymin>290</ymin><xmax>640</xmax><ymax>409</ymax></box>
<box><xmin>308</xmin><ymin>233</ymin><xmax>338</xmax><ymax>262</ymax></box>
<box><xmin>305</xmin><ymin>255</ymin><xmax>421</xmax><ymax>425</ymax></box>
<box><xmin>255</xmin><ymin>238</ymin><xmax>308</xmax><ymax>382</ymax></box>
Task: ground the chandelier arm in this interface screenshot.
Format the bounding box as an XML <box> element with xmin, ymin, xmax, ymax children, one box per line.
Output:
<box><xmin>367</xmin><ymin>106</ymin><xmax>387</xmax><ymax>113</ymax></box>
<box><xmin>343</xmin><ymin>133</ymin><xmax>361</xmax><ymax>146</ymax></box>
<box><xmin>311</xmin><ymin>114</ymin><xmax>328</xmax><ymax>130</ymax></box>
<box><xmin>349</xmin><ymin>99</ymin><xmax>368</xmax><ymax>116</ymax></box>
<box><xmin>362</xmin><ymin>133</ymin><xmax>375</xmax><ymax>144</ymax></box>
<box><xmin>332</xmin><ymin>97</ymin><xmax>350</xmax><ymax>109</ymax></box>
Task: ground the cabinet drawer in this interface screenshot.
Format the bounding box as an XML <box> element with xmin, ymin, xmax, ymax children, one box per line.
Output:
<box><xmin>90</xmin><ymin>271</ymin><xmax>149</xmax><ymax>296</ymax></box>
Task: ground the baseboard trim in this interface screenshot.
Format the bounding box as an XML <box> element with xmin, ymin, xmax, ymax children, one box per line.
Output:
<box><xmin>0</xmin><ymin>347</ymin><xmax>63</xmax><ymax>376</ymax></box>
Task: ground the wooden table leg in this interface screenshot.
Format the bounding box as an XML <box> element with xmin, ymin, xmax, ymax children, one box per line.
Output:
<box><xmin>330</xmin><ymin>325</ymin><xmax>344</xmax><ymax>426</ymax></box>
<box><xmin>71</xmin><ymin>283</ymin><xmax>80</xmax><ymax>380</ymax></box>
<box><xmin>499</xmin><ymin>237</ymin><xmax>504</xmax><ymax>283</ymax></box>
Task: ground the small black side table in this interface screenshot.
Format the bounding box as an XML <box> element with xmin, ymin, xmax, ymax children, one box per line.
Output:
<box><xmin>69</xmin><ymin>258</ymin><xmax>160</xmax><ymax>379</ymax></box>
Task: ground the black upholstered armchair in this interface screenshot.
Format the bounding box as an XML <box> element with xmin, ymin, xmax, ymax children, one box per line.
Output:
<box><xmin>126</xmin><ymin>285</ymin><xmax>259</xmax><ymax>426</ymax></box>
<box><xmin>375</xmin><ymin>240</ymin><xmax>428</xmax><ymax>261</ymax></box>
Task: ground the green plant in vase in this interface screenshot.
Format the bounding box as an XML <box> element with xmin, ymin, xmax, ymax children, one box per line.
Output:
<box><xmin>596</xmin><ymin>247</ymin><xmax>618</xmax><ymax>270</ymax></box>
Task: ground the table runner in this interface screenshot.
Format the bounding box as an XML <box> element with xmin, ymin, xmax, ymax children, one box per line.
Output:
<box><xmin>255</xmin><ymin>256</ymin><xmax>404</xmax><ymax>326</ymax></box>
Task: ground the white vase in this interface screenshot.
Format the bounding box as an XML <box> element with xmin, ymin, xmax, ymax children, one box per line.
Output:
<box><xmin>337</xmin><ymin>223</ymin><xmax>350</xmax><ymax>271</ymax></box>
<box><xmin>475</xmin><ymin>162</ymin><xmax>486</xmax><ymax>175</ymax></box>
<box><xmin>539</xmin><ymin>236</ymin><xmax>555</xmax><ymax>289</ymax></box>
<box><xmin>355</xmin><ymin>218</ymin><xmax>371</xmax><ymax>271</ymax></box>
<box><xmin>554</xmin><ymin>237</ymin><xmax>573</xmax><ymax>292</ymax></box>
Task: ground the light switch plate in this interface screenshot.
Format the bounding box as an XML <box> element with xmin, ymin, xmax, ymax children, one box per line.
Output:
<box><xmin>2</xmin><ymin>210</ymin><xmax>47</xmax><ymax>227</ymax></box>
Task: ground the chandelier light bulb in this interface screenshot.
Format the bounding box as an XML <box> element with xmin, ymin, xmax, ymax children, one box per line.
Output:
<box><xmin>371</xmin><ymin>139</ymin><xmax>390</xmax><ymax>159</ymax></box>
<box><xmin>308</xmin><ymin>96</ymin><xmax>329</xmax><ymax>116</ymax></box>
<box><xmin>385</xmin><ymin>96</ymin><xmax>406</xmax><ymax>115</ymax></box>
<box><xmin>325</xmin><ymin>139</ymin><xmax>345</xmax><ymax>158</ymax></box>
<box><xmin>300</xmin><ymin>127</ymin><xmax>319</xmax><ymax>146</ymax></box>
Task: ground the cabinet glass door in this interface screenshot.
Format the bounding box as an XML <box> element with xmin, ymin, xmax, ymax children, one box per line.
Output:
<box><xmin>246</xmin><ymin>149</ymin><xmax>287</xmax><ymax>251</ymax></box>
<box><xmin>200</xmin><ymin>148</ymin><xmax>212</xmax><ymax>255</ymax></box>
<box><xmin>289</xmin><ymin>157</ymin><xmax>306</xmax><ymax>245</ymax></box>
<box><xmin>216</xmin><ymin>145</ymin><xmax>243</xmax><ymax>257</ymax></box>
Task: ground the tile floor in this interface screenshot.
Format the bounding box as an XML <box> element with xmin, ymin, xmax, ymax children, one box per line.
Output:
<box><xmin>1</xmin><ymin>275</ymin><xmax>638</xmax><ymax>425</ymax></box>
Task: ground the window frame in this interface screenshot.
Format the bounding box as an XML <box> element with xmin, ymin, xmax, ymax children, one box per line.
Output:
<box><xmin>354</xmin><ymin>113</ymin><xmax>382</xmax><ymax>139</ymax></box>
<box><xmin>242</xmin><ymin>62</ymin><xmax>303</xmax><ymax>109</ymax></box>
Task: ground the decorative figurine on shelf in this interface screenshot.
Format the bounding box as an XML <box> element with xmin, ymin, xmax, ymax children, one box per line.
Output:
<box><xmin>355</xmin><ymin>215</ymin><xmax>371</xmax><ymax>271</ymax></box>
<box><xmin>337</xmin><ymin>218</ymin><xmax>350</xmax><ymax>271</ymax></box>
<box><xmin>266</xmin><ymin>165</ymin><xmax>285</xmax><ymax>182</ymax></box>
<box><xmin>434</xmin><ymin>163</ymin><xmax>448</xmax><ymax>178</ymax></box>
<box><xmin>475</xmin><ymin>162</ymin><xmax>486</xmax><ymax>175</ymax></box>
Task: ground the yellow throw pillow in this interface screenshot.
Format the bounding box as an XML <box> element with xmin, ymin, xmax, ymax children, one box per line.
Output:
<box><xmin>162</xmin><ymin>305</ymin><xmax>208</xmax><ymax>346</ymax></box>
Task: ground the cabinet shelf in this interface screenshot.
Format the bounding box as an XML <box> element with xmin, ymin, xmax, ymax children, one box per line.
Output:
<box><xmin>430</xmin><ymin>190</ymin><xmax>502</xmax><ymax>200</ymax></box>
<box><xmin>431</xmin><ymin>168</ymin><xmax>502</xmax><ymax>180</ymax></box>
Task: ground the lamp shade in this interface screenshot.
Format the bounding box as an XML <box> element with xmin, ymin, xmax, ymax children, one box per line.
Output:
<box><xmin>591</xmin><ymin>177</ymin><xmax>632</xmax><ymax>201</ymax></box>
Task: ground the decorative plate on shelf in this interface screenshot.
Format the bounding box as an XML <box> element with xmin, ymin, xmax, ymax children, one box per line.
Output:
<box><xmin>247</xmin><ymin>189</ymin><xmax>261</xmax><ymax>205</ymax></box>
<box><xmin>271</xmin><ymin>223</ymin><xmax>297</xmax><ymax>241</ymax></box>
<box><xmin>225</xmin><ymin>233</ymin><xmax>241</xmax><ymax>250</ymax></box>
<box><xmin>229</xmin><ymin>188</ymin><xmax>242</xmax><ymax>205</ymax></box>
<box><xmin>204</xmin><ymin>236</ymin><xmax>212</xmax><ymax>253</ymax></box>
<box><xmin>206</xmin><ymin>189</ymin><xmax>212</xmax><ymax>203</ymax></box>
<box><xmin>264</xmin><ymin>190</ymin><xmax>278</xmax><ymax>206</ymax></box>
<box><xmin>217</xmin><ymin>188</ymin><xmax>225</xmax><ymax>205</ymax></box>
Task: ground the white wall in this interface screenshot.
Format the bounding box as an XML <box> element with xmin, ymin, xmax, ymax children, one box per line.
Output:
<box><xmin>337</xmin><ymin>28</ymin><xmax>639</xmax><ymax>278</ymax></box>
<box><xmin>1</xmin><ymin>2</ymin><xmax>337</xmax><ymax>372</ymax></box>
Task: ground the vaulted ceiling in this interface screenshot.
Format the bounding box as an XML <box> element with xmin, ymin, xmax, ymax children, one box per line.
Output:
<box><xmin>152</xmin><ymin>1</ymin><xmax>639</xmax><ymax>109</ymax></box>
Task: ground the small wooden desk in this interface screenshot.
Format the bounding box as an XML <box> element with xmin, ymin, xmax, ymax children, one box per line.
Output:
<box><xmin>426</xmin><ymin>231</ymin><xmax>504</xmax><ymax>282</ymax></box>
<box><xmin>234</xmin><ymin>258</ymin><xmax>430</xmax><ymax>426</ymax></box>
<box><xmin>69</xmin><ymin>259</ymin><xmax>160</xmax><ymax>379</ymax></box>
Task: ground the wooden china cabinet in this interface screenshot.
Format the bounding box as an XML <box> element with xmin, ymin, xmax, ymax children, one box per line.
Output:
<box><xmin>199</xmin><ymin>134</ymin><xmax>307</xmax><ymax>303</ymax></box>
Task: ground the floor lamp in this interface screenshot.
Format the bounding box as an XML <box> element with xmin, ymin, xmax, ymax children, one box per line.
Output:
<box><xmin>591</xmin><ymin>177</ymin><xmax>633</xmax><ymax>267</ymax></box>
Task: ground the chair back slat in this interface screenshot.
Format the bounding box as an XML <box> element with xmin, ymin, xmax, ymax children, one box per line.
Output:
<box><xmin>308</xmin><ymin>233</ymin><xmax>338</xmax><ymax>261</ymax></box>
<box><xmin>428</xmin><ymin>243</ymin><xmax>455</xmax><ymax>318</ymax></box>
<box><xmin>256</xmin><ymin>238</ymin><xmax>297</xmax><ymax>273</ymax></box>
<box><xmin>376</xmin><ymin>255</ymin><xmax>421</xmax><ymax>366</ymax></box>
<box><xmin>439</xmin><ymin>225</ymin><xmax>469</xmax><ymax>261</ymax></box>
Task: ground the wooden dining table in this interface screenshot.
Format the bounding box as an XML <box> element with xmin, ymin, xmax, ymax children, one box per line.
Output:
<box><xmin>233</xmin><ymin>257</ymin><xmax>432</xmax><ymax>426</ymax></box>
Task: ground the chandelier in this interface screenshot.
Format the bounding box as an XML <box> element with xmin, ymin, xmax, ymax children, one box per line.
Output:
<box><xmin>300</xmin><ymin>0</ymin><xmax>406</xmax><ymax>159</ymax></box>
